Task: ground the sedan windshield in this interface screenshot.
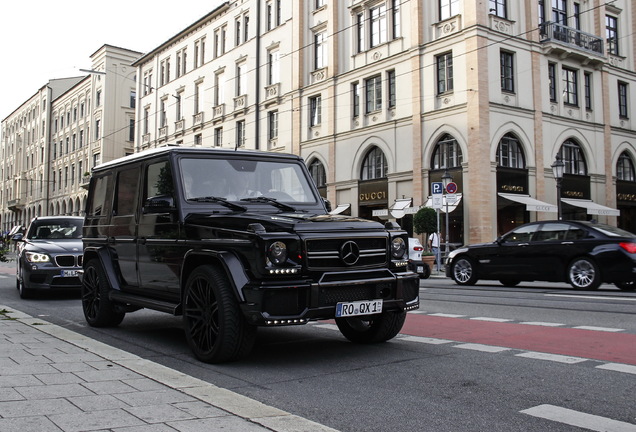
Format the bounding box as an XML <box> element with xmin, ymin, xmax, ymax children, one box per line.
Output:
<box><xmin>28</xmin><ymin>220</ymin><xmax>83</xmax><ymax>240</ymax></box>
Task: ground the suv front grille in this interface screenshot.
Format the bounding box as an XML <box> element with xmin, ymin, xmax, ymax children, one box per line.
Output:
<box><xmin>55</xmin><ymin>255</ymin><xmax>82</xmax><ymax>267</ymax></box>
<box><xmin>305</xmin><ymin>237</ymin><xmax>387</xmax><ymax>270</ymax></box>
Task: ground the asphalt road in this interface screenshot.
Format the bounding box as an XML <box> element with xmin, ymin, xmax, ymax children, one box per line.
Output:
<box><xmin>1</xmin><ymin>267</ymin><xmax>635</xmax><ymax>432</ymax></box>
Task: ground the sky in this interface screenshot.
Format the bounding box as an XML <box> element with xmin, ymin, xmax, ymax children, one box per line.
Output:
<box><xmin>0</xmin><ymin>0</ymin><xmax>224</xmax><ymax>121</ymax></box>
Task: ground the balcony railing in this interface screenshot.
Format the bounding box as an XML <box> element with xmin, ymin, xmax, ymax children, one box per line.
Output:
<box><xmin>540</xmin><ymin>22</ymin><xmax>604</xmax><ymax>56</ymax></box>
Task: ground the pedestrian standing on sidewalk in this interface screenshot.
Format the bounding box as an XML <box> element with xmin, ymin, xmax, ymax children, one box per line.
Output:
<box><xmin>428</xmin><ymin>231</ymin><xmax>441</xmax><ymax>271</ymax></box>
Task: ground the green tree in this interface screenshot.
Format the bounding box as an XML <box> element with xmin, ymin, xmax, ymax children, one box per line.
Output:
<box><xmin>413</xmin><ymin>206</ymin><xmax>438</xmax><ymax>241</ymax></box>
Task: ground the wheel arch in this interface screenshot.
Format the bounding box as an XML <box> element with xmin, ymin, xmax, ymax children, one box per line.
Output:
<box><xmin>181</xmin><ymin>250</ymin><xmax>249</xmax><ymax>302</ymax></box>
<box><xmin>83</xmin><ymin>246</ymin><xmax>121</xmax><ymax>291</ymax></box>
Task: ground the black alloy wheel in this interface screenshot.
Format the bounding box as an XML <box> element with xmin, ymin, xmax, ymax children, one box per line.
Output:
<box><xmin>183</xmin><ymin>265</ymin><xmax>256</xmax><ymax>363</ymax></box>
<box><xmin>81</xmin><ymin>259</ymin><xmax>125</xmax><ymax>327</ymax></box>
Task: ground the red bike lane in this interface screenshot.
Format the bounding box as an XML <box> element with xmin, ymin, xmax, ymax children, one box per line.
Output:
<box><xmin>402</xmin><ymin>314</ymin><xmax>636</xmax><ymax>366</ymax></box>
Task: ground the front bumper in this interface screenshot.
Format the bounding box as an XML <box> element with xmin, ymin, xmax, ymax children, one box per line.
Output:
<box><xmin>241</xmin><ymin>269</ymin><xmax>420</xmax><ymax>326</ymax></box>
<box><xmin>22</xmin><ymin>265</ymin><xmax>82</xmax><ymax>290</ymax></box>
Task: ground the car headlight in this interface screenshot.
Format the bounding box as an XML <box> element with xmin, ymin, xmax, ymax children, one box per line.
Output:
<box><xmin>390</xmin><ymin>237</ymin><xmax>407</xmax><ymax>259</ymax></box>
<box><xmin>25</xmin><ymin>251</ymin><xmax>50</xmax><ymax>263</ymax></box>
<box><xmin>267</xmin><ymin>241</ymin><xmax>288</xmax><ymax>265</ymax></box>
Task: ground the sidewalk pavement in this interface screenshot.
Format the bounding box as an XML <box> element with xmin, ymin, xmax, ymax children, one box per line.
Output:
<box><xmin>0</xmin><ymin>305</ymin><xmax>339</xmax><ymax>432</ymax></box>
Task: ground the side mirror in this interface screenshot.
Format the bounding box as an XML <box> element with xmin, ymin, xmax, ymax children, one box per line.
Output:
<box><xmin>143</xmin><ymin>195</ymin><xmax>176</xmax><ymax>214</ymax></box>
<box><xmin>11</xmin><ymin>233</ymin><xmax>23</xmax><ymax>242</ymax></box>
<box><xmin>323</xmin><ymin>198</ymin><xmax>332</xmax><ymax>212</ymax></box>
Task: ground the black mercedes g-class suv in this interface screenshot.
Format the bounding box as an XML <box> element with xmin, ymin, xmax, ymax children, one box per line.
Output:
<box><xmin>81</xmin><ymin>146</ymin><xmax>419</xmax><ymax>363</ymax></box>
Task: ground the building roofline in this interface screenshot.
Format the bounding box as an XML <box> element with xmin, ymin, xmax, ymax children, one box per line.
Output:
<box><xmin>132</xmin><ymin>2</ymin><xmax>230</xmax><ymax>67</ymax></box>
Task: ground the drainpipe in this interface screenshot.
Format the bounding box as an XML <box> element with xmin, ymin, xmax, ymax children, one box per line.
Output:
<box><xmin>254</xmin><ymin>0</ymin><xmax>262</xmax><ymax>150</ymax></box>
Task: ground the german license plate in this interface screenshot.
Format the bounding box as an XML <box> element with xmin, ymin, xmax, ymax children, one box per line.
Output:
<box><xmin>335</xmin><ymin>299</ymin><xmax>383</xmax><ymax>318</ymax></box>
<box><xmin>61</xmin><ymin>270</ymin><xmax>79</xmax><ymax>277</ymax></box>
<box><xmin>417</xmin><ymin>266</ymin><xmax>424</xmax><ymax>272</ymax></box>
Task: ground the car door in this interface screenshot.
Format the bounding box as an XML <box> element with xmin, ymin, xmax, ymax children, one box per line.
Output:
<box><xmin>523</xmin><ymin>222</ymin><xmax>572</xmax><ymax>281</ymax></box>
<box><xmin>483</xmin><ymin>223</ymin><xmax>541</xmax><ymax>278</ymax></box>
<box><xmin>136</xmin><ymin>159</ymin><xmax>181</xmax><ymax>295</ymax></box>
<box><xmin>109</xmin><ymin>167</ymin><xmax>141</xmax><ymax>289</ymax></box>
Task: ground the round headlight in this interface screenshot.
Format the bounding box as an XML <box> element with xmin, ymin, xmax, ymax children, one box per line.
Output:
<box><xmin>267</xmin><ymin>241</ymin><xmax>288</xmax><ymax>265</ymax></box>
<box><xmin>390</xmin><ymin>237</ymin><xmax>406</xmax><ymax>259</ymax></box>
<box><xmin>25</xmin><ymin>251</ymin><xmax>50</xmax><ymax>263</ymax></box>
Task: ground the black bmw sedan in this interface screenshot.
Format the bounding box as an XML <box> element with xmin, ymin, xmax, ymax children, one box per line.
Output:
<box><xmin>15</xmin><ymin>216</ymin><xmax>84</xmax><ymax>298</ymax></box>
<box><xmin>446</xmin><ymin>220</ymin><xmax>636</xmax><ymax>291</ymax></box>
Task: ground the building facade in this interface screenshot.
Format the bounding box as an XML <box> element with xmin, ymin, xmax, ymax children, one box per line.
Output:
<box><xmin>1</xmin><ymin>45</ymin><xmax>141</xmax><ymax>232</ymax></box>
<box><xmin>133</xmin><ymin>0</ymin><xmax>636</xmax><ymax>245</ymax></box>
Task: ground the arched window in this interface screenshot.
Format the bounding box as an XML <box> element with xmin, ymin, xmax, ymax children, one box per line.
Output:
<box><xmin>431</xmin><ymin>134</ymin><xmax>463</xmax><ymax>169</ymax></box>
<box><xmin>308</xmin><ymin>159</ymin><xmax>327</xmax><ymax>188</ymax></box>
<box><xmin>617</xmin><ymin>152</ymin><xmax>635</xmax><ymax>181</ymax></box>
<box><xmin>361</xmin><ymin>146</ymin><xmax>387</xmax><ymax>180</ymax></box>
<box><xmin>497</xmin><ymin>133</ymin><xmax>525</xmax><ymax>169</ymax></box>
<box><xmin>559</xmin><ymin>139</ymin><xmax>587</xmax><ymax>175</ymax></box>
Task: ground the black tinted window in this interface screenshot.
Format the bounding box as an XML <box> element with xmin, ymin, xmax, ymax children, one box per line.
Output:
<box><xmin>115</xmin><ymin>168</ymin><xmax>140</xmax><ymax>216</ymax></box>
<box><xmin>87</xmin><ymin>174</ymin><xmax>112</xmax><ymax>216</ymax></box>
<box><xmin>503</xmin><ymin>224</ymin><xmax>539</xmax><ymax>243</ymax></box>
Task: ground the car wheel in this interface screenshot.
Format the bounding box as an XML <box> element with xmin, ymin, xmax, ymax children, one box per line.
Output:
<box><xmin>451</xmin><ymin>257</ymin><xmax>478</xmax><ymax>285</ymax></box>
<box><xmin>615</xmin><ymin>280</ymin><xmax>635</xmax><ymax>291</ymax></box>
<box><xmin>567</xmin><ymin>257</ymin><xmax>601</xmax><ymax>291</ymax></box>
<box><xmin>335</xmin><ymin>310</ymin><xmax>406</xmax><ymax>344</ymax></box>
<box><xmin>421</xmin><ymin>263</ymin><xmax>431</xmax><ymax>279</ymax></box>
<box><xmin>81</xmin><ymin>259</ymin><xmax>125</xmax><ymax>327</ymax></box>
<box><xmin>183</xmin><ymin>265</ymin><xmax>257</xmax><ymax>363</ymax></box>
<box><xmin>499</xmin><ymin>279</ymin><xmax>520</xmax><ymax>287</ymax></box>
<box><xmin>17</xmin><ymin>267</ymin><xmax>34</xmax><ymax>299</ymax></box>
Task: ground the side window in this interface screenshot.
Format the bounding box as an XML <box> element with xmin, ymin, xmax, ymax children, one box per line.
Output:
<box><xmin>145</xmin><ymin>160</ymin><xmax>174</xmax><ymax>200</ymax></box>
<box><xmin>87</xmin><ymin>174</ymin><xmax>112</xmax><ymax>217</ymax></box>
<box><xmin>115</xmin><ymin>168</ymin><xmax>140</xmax><ymax>216</ymax></box>
<box><xmin>565</xmin><ymin>227</ymin><xmax>586</xmax><ymax>240</ymax></box>
<box><xmin>503</xmin><ymin>224</ymin><xmax>539</xmax><ymax>243</ymax></box>
<box><xmin>533</xmin><ymin>223</ymin><xmax>569</xmax><ymax>241</ymax></box>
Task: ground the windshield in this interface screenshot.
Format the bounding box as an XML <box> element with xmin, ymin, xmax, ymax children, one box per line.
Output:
<box><xmin>27</xmin><ymin>219</ymin><xmax>83</xmax><ymax>240</ymax></box>
<box><xmin>179</xmin><ymin>157</ymin><xmax>318</xmax><ymax>204</ymax></box>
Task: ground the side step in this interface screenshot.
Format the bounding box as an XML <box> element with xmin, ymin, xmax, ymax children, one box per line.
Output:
<box><xmin>109</xmin><ymin>290</ymin><xmax>181</xmax><ymax>315</ymax></box>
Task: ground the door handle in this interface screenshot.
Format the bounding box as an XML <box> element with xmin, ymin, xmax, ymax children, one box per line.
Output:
<box><xmin>561</xmin><ymin>241</ymin><xmax>574</xmax><ymax>245</ymax></box>
<box><xmin>139</xmin><ymin>237</ymin><xmax>147</xmax><ymax>245</ymax></box>
<box><xmin>107</xmin><ymin>237</ymin><xmax>116</xmax><ymax>244</ymax></box>
<box><xmin>518</xmin><ymin>243</ymin><xmax>529</xmax><ymax>246</ymax></box>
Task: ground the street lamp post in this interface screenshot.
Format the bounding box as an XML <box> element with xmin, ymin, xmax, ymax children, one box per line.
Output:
<box><xmin>441</xmin><ymin>169</ymin><xmax>453</xmax><ymax>263</ymax></box>
<box><xmin>551</xmin><ymin>154</ymin><xmax>565</xmax><ymax>220</ymax></box>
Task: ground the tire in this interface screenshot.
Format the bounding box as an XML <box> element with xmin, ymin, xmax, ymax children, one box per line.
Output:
<box><xmin>17</xmin><ymin>267</ymin><xmax>34</xmax><ymax>299</ymax></box>
<box><xmin>451</xmin><ymin>257</ymin><xmax>478</xmax><ymax>286</ymax></box>
<box><xmin>81</xmin><ymin>259</ymin><xmax>125</xmax><ymax>327</ymax></box>
<box><xmin>421</xmin><ymin>263</ymin><xmax>431</xmax><ymax>279</ymax></box>
<box><xmin>183</xmin><ymin>265</ymin><xmax>257</xmax><ymax>363</ymax></box>
<box><xmin>335</xmin><ymin>310</ymin><xmax>406</xmax><ymax>344</ymax></box>
<box><xmin>499</xmin><ymin>279</ymin><xmax>520</xmax><ymax>287</ymax></box>
<box><xmin>567</xmin><ymin>257</ymin><xmax>601</xmax><ymax>290</ymax></box>
<box><xmin>615</xmin><ymin>280</ymin><xmax>635</xmax><ymax>291</ymax></box>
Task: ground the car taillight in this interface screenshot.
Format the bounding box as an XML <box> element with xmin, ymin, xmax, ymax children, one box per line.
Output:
<box><xmin>619</xmin><ymin>242</ymin><xmax>636</xmax><ymax>254</ymax></box>
<box><xmin>414</xmin><ymin>246</ymin><xmax>423</xmax><ymax>251</ymax></box>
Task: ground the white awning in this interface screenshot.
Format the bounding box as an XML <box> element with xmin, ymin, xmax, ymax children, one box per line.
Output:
<box><xmin>390</xmin><ymin>198</ymin><xmax>412</xmax><ymax>218</ymax></box>
<box><xmin>498</xmin><ymin>193</ymin><xmax>558</xmax><ymax>213</ymax></box>
<box><xmin>561</xmin><ymin>198</ymin><xmax>620</xmax><ymax>216</ymax></box>
<box><xmin>425</xmin><ymin>194</ymin><xmax>462</xmax><ymax>213</ymax></box>
<box><xmin>329</xmin><ymin>203</ymin><xmax>350</xmax><ymax>215</ymax></box>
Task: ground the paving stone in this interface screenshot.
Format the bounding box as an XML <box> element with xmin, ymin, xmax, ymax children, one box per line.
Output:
<box><xmin>48</xmin><ymin>408</ymin><xmax>147</xmax><ymax>432</ymax></box>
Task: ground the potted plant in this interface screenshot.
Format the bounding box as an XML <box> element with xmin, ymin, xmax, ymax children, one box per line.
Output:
<box><xmin>413</xmin><ymin>207</ymin><xmax>438</xmax><ymax>270</ymax></box>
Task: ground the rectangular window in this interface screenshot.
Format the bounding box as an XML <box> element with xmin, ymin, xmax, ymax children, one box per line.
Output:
<box><xmin>573</xmin><ymin>3</ymin><xmax>580</xmax><ymax>30</ymax></box>
<box><xmin>95</xmin><ymin>119</ymin><xmax>101</xmax><ymax>140</ymax></box>
<box><xmin>194</xmin><ymin>134</ymin><xmax>202</xmax><ymax>146</ymax></box>
<box><xmin>215</xmin><ymin>72</ymin><xmax>225</xmax><ymax>106</ymax></box>
<box><xmin>236</xmin><ymin>64</ymin><xmax>246</xmax><ymax>96</ymax></box>
<box><xmin>548</xmin><ymin>62</ymin><xmax>557</xmax><ymax>102</ymax></box>
<box><xmin>365</xmin><ymin>75</ymin><xmax>382</xmax><ymax>113</ymax></box>
<box><xmin>129</xmin><ymin>119</ymin><xmax>135</xmax><ymax>142</ymax></box>
<box><xmin>356</xmin><ymin>13</ymin><xmax>365</xmax><ymax>53</ymax></box>
<box><xmin>387</xmin><ymin>70</ymin><xmax>396</xmax><ymax>108</ymax></box>
<box><xmin>175</xmin><ymin>93</ymin><xmax>182</xmax><ymax>120</ymax></box>
<box><xmin>236</xmin><ymin>120</ymin><xmax>246</xmax><ymax>147</ymax></box>
<box><xmin>352</xmin><ymin>82</ymin><xmax>360</xmax><ymax>118</ymax></box>
<box><xmin>563</xmin><ymin>67</ymin><xmax>578</xmax><ymax>106</ymax></box>
<box><xmin>143</xmin><ymin>108</ymin><xmax>149</xmax><ymax>134</ymax></box>
<box><xmin>215</xmin><ymin>127</ymin><xmax>223</xmax><ymax>147</ymax></box>
<box><xmin>79</xmin><ymin>130</ymin><xmax>84</xmax><ymax>147</ymax></box>
<box><xmin>370</xmin><ymin>4</ymin><xmax>387</xmax><ymax>47</ymax></box>
<box><xmin>268</xmin><ymin>50</ymin><xmax>280</xmax><ymax>84</ymax></box>
<box><xmin>194</xmin><ymin>37</ymin><xmax>205</xmax><ymax>68</ymax></box>
<box><xmin>436</xmin><ymin>52</ymin><xmax>453</xmax><ymax>94</ymax></box>
<box><xmin>194</xmin><ymin>83</ymin><xmax>201</xmax><ymax>114</ymax></box>
<box><xmin>310</xmin><ymin>95</ymin><xmax>322</xmax><ymax>127</ymax></box>
<box><xmin>160</xmin><ymin>100</ymin><xmax>167</xmax><ymax>127</ymax></box>
<box><xmin>500</xmin><ymin>51</ymin><xmax>514</xmax><ymax>93</ymax></box>
<box><xmin>235</xmin><ymin>18</ymin><xmax>242</xmax><ymax>45</ymax></box>
<box><xmin>130</xmin><ymin>91</ymin><xmax>136</xmax><ymax>108</ymax></box>
<box><xmin>584</xmin><ymin>72</ymin><xmax>592</xmax><ymax>110</ymax></box>
<box><xmin>552</xmin><ymin>0</ymin><xmax>567</xmax><ymax>25</ymax></box>
<box><xmin>606</xmin><ymin>15</ymin><xmax>619</xmax><ymax>55</ymax></box>
<box><xmin>314</xmin><ymin>31</ymin><xmax>326</xmax><ymax>69</ymax></box>
<box><xmin>96</xmin><ymin>90</ymin><xmax>102</xmax><ymax>107</ymax></box>
<box><xmin>618</xmin><ymin>82</ymin><xmax>628</xmax><ymax>118</ymax></box>
<box><xmin>440</xmin><ymin>0</ymin><xmax>459</xmax><ymax>20</ymax></box>
<box><xmin>489</xmin><ymin>0</ymin><xmax>506</xmax><ymax>19</ymax></box>
<box><xmin>244</xmin><ymin>14</ymin><xmax>249</xmax><ymax>42</ymax></box>
<box><xmin>268</xmin><ymin>110</ymin><xmax>278</xmax><ymax>140</ymax></box>
<box><xmin>392</xmin><ymin>0</ymin><xmax>401</xmax><ymax>38</ymax></box>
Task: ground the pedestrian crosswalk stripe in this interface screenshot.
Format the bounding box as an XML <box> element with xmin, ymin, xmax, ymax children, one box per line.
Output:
<box><xmin>521</xmin><ymin>404</ymin><xmax>636</xmax><ymax>431</ymax></box>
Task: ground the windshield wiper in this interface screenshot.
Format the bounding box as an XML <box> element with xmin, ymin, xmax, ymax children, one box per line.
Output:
<box><xmin>240</xmin><ymin>196</ymin><xmax>297</xmax><ymax>212</ymax></box>
<box><xmin>189</xmin><ymin>196</ymin><xmax>247</xmax><ymax>212</ymax></box>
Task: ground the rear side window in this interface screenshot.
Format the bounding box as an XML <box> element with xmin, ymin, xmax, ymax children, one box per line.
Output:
<box><xmin>115</xmin><ymin>168</ymin><xmax>140</xmax><ymax>216</ymax></box>
<box><xmin>503</xmin><ymin>224</ymin><xmax>539</xmax><ymax>243</ymax></box>
<box><xmin>87</xmin><ymin>174</ymin><xmax>112</xmax><ymax>216</ymax></box>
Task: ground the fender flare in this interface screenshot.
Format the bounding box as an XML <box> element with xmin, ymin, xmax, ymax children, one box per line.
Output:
<box><xmin>182</xmin><ymin>250</ymin><xmax>250</xmax><ymax>302</ymax></box>
<box><xmin>83</xmin><ymin>246</ymin><xmax>122</xmax><ymax>291</ymax></box>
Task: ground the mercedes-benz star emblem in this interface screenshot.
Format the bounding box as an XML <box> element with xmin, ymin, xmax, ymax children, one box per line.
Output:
<box><xmin>340</xmin><ymin>240</ymin><xmax>360</xmax><ymax>266</ymax></box>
